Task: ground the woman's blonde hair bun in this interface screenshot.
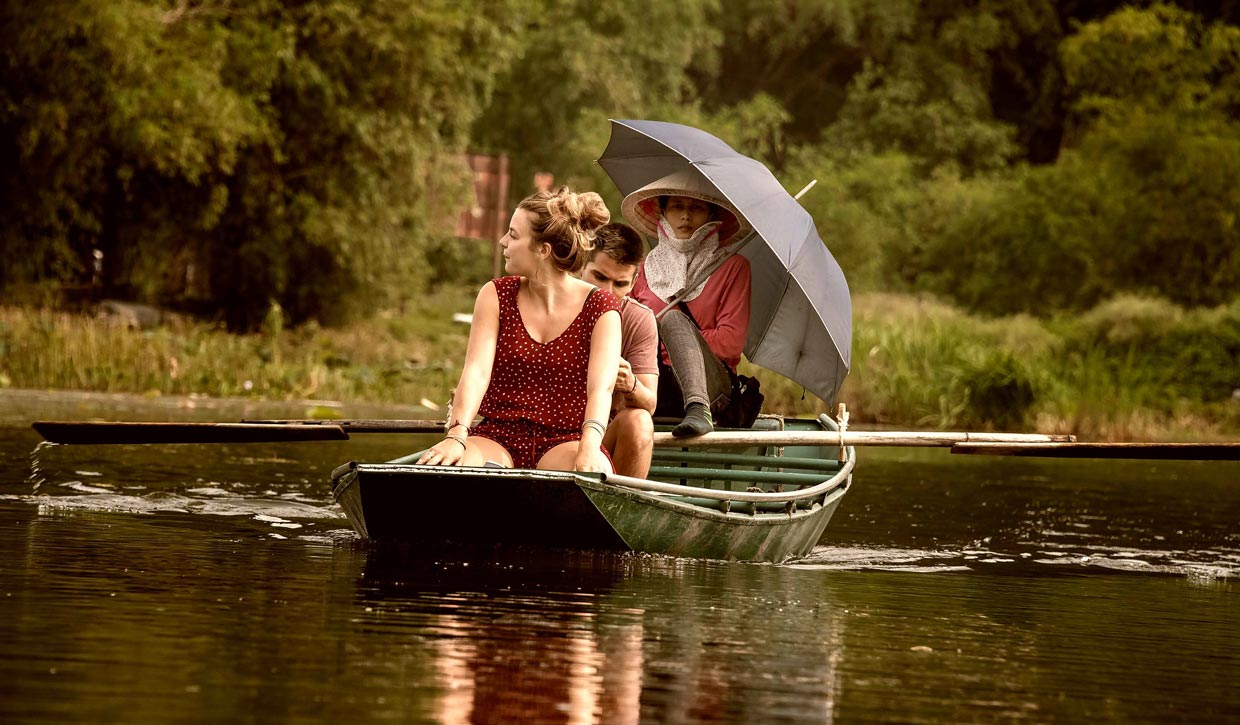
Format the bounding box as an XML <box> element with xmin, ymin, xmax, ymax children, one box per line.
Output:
<box><xmin>519</xmin><ymin>185</ymin><xmax>612</xmax><ymax>273</ymax></box>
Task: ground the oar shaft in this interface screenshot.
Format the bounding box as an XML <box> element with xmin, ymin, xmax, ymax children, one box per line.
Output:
<box><xmin>33</xmin><ymin>422</ymin><xmax>349</xmax><ymax>445</ymax></box>
<box><xmin>952</xmin><ymin>442</ymin><xmax>1240</xmax><ymax>461</ymax></box>
<box><xmin>243</xmin><ymin>419</ymin><xmax>445</xmax><ymax>433</ymax></box>
<box><xmin>652</xmin><ymin>430</ymin><xmax>1074</xmax><ymax>448</ymax></box>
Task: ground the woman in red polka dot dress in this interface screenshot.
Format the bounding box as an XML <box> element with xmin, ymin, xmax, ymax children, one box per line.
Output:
<box><xmin>417</xmin><ymin>187</ymin><xmax>622</xmax><ymax>473</ymax></box>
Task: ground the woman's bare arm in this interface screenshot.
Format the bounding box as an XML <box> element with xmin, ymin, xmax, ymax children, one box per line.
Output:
<box><xmin>575</xmin><ymin>308</ymin><xmax>621</xmax><ymax>472</ymax></box>
<box><xmin>417</xmin><ymin>283</ymin><xmax>500</xmax><ymax>465</ymax></box>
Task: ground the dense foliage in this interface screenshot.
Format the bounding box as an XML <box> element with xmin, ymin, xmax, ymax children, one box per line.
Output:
<box><xmin>3</xmin><ymin>1</ymin><xmax>1240</xmax><ymax>328</ymax></box>
<box><xmin>1</xmin><ymin>0</ymin><xmax>524</xmax><ymax>327</ymax></box>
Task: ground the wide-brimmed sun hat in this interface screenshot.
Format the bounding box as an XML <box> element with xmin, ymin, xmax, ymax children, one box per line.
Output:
<box><xmin>620</xmin><ymin>169</ymin><xmax>750</xmax><ymax>246</ymax></box>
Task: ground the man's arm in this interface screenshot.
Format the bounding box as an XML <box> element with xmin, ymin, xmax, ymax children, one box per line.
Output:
<box><xmin>617</xmin><ymin>360</ymin><xmax>657</xmax><ymax>414</ymax></box>
<box><xmin>619</xmin><ymin>301</ymin><xmax>660</xmax><ymax>414</ymax></box>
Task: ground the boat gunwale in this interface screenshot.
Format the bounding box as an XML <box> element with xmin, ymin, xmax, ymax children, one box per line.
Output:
<box><xmin>344</xmin><ymin>446</ymin><xmax>854</xmax><ymax>506</ymax></box>
<box><xmin>576</xmin><ymin>475</ymin><xmax>851</xmax><ymax>526</ymax></box>
<box><xmin>603</xmin><ymin>451</ymin><xmax>854</xmax><ymax>503</ymax></box>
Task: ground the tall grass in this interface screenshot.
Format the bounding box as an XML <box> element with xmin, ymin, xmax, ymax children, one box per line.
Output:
<box><xmin>0</xmin><ymin>287</ymin><xmax>477</xmax><ymax>408</ymax></box>
<box><xmin>2</xmin><ymin>290</ymin><xmax>1237</xmax><ymax>439</ymax></box>
<box><xmin>838</xmin><ymin>294</ymin><xmax>1057</xmax><ymax>430</ymax></box>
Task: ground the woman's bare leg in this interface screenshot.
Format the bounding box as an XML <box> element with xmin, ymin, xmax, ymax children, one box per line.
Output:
<box><xmin>462</xmin><ymin>436</ymin><xmax>514</xmax><ymax>468</ymax></box>
<box><xmin>537</xmin><ymin>441</ymin><xmax>614</xmax><ymax>474</ymax></box>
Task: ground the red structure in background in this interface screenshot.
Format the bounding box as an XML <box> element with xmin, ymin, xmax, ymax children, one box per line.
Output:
<box><xmin>533</xmin><ymin>172</ymin><xmax>555</xmax><ymax>193</ymax></box>
<box><xmin>455</xmin><ymin>153</ymin><xmax>511</xmax><ymax>278</ymax></box>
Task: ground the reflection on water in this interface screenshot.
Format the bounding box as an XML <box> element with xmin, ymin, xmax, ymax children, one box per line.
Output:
<box><xmin>1</xmin><ymin>392</ymin><xmax>1238</xmax><ymax>721</ymax></box>
<box><xmin>345</xmin><ymin>550</ymin><xmax>843</xmax><ymax>723</ymax></box>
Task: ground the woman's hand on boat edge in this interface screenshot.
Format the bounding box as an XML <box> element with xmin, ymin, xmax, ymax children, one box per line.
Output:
<box><xmin>573</xmin><ymin>447</ymin><xmax>611</xmax><ymax>474</ymax></box>
<box><xmin>417</xmin><ymin>437</ymin><xmax>465</xmax><ymax>466</ymax></box>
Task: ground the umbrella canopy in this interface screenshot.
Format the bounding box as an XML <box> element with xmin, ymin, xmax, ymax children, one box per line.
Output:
<box><xmin>598</xmin><ymin>119</ymin><xmax>852</xmax><ymax>404</ymax></box>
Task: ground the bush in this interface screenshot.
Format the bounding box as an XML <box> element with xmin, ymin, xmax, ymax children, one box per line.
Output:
<box><xmin>424</xmin><ymin>236</ymin><xmax>497</xmax><ymax>291</ymax></box>
<box><xmin>955</xmin><ymin>349</ymin><xmax>1039</xmax><ymax>430</ymax></box>
<box><xmin>1059</xmin><ymin>295</ymin><xmax>1240</xmax><ymax>405</ymax></box>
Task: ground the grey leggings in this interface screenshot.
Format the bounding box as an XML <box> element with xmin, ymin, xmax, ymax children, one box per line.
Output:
<box><xmin>658</xmin><ymin>309</ymin><xmax>732</xmax><ymax>412</ymax></box>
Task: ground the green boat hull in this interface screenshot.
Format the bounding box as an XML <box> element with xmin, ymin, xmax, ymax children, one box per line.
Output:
<box><xmin>576</xmin><ymin>477</ymin><xmax>846</xmax><ymax>562</ymax></box>
<box><xmin>330</xmin><ymin>415</ymin><xmax>855</xmax><ymax>563</ymax></box>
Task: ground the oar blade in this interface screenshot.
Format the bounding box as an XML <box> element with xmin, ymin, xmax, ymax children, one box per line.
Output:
<box><xmin>33</xmin><ymin>422</ymin><xmax>349</xmax><ymax>445</ymax></box>
<box><xmin>952</xmin><ymin>442</ymin><xmax>1240</xmax><ymax>461</ymax></box>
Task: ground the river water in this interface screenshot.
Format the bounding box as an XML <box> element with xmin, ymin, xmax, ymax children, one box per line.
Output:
<box><xmin>1</xmin><ymin>391</ymin><xmax>1237</xmax><ymax>722</ymax></box>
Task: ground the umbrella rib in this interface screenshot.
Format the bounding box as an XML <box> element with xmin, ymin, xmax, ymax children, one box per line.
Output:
<box><xmin>600</xmin><ymin>153</ymin><xmax>686</xmax><ymax>163</ymax></box>
<box><xmin>614</xmin><ymin>123</ymin><xmax>694</xmax><ymax>165</ymax></box>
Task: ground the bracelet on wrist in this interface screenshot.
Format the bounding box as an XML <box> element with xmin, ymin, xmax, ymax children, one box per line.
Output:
<box><xmin>444</xmin><ymin>434</ymin><xmax>467</xmax><ymax>450</ymax></box>
<box><xmin>581</xmin><ymin>418</ymin><xmax>607</xmax><ymax>438</ymax></box>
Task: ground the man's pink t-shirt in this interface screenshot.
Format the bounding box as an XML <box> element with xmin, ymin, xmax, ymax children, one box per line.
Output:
<box><xmin>613</xmin><ymin>296</ymin><xmax>658</xmax><ymax>412</ymax></box>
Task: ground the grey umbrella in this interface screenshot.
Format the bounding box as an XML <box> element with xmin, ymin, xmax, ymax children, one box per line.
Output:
<box><xmin>598</xmin><ymin>119</ymin><xmax>852</xmax><ymax>405</ymax></box>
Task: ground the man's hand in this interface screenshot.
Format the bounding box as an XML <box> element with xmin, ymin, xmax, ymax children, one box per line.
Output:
<box><xmin>615</xmin><ymin>357</ymin><xmax>636</xmax><ymax>396</ymax></box>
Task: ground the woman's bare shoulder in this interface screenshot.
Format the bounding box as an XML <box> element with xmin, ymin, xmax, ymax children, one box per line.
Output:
<box><xmin>473</xmin><ymin>280</ymin><xmax>501</xmax><ymax>310</ymax></box>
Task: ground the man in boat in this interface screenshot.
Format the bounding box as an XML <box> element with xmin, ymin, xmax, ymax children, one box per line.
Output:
<box><xmin>578</xmin><ymin>223</ymin><xmax>659</xmax><ymax>478</ymax></box>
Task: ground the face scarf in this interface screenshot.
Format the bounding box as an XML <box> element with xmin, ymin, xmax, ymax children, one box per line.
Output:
<box><xmin>643</xmin><ymin>217</ymin><xmax>727</xmax><ymax>303</ymax></box>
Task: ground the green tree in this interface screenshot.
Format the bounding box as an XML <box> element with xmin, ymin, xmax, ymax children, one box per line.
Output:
<box><xmin>869</xmin><ymin>5</ymin><xmax>1240</xmax><ymax>314</ymax></box>
<box><xmin>822</xmin><ymin>2</ymin><xmax>1035</xmax><ymax>176</ymax></box>
<box><xmin>470</xmin><ymin>0</ymin><xmax>719</xmax><ymax>210</ymax></box>
<box><xmin>695</xmin><ymin>0</ymin><xmax>917</xmax><ymax>155</ymax></box>
<box><xmin>0</xmin><ymin>1</ymin><xmax>523</xmax><ymax>328</ymax></box>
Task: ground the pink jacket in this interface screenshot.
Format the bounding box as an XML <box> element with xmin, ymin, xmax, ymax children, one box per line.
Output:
<box><xmin>631</xmin><ymin>254</ymin><xmax>751</xmax><ymax>370</ymax></box>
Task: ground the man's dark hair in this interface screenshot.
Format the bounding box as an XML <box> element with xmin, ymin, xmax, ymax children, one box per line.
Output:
<box><xmin>592</xmin><ymin>223</ymin><xmax>645</xmax><ymax>267</ymax></box>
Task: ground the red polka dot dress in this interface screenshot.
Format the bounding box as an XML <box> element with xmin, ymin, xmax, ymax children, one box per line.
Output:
<box><xmin>472</xmin><ymin>276</ymin><xmax>620</xmax><ymax>468</ymax></box>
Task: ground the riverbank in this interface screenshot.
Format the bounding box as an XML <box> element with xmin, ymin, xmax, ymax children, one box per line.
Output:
<box><xmin>3</xmin><ymin>291</ymin><xmax>1237</xmax><ymax>440</ymax></box>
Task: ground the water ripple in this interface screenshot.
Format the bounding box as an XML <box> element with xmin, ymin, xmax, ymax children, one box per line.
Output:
<box><xmin>795</xmin><ymin>544</ymin><xmax>1237</xmax><ymax>579</ymax></box>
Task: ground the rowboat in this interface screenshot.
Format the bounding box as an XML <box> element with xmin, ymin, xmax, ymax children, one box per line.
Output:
<box><xmin>329</xmin><ymin>414</ymin><xmax>855</xmax><ymax>563</ymax></box>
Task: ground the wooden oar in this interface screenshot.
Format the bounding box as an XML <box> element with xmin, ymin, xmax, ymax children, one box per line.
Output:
<box><xmin>32</xmin><ymin>421</ymin><xmax>350</xmax><ymax>445</ymax></box>
<box><xmin>35</xmin><ymin>421</ymin><xmax>1078</xmax><ymax>448</ymax></box>
<box><xmin>40</xmin><ymin>420</ymin><xmax>1233</xmax><ymax>461</ymax></box>
<box><xmin>243</xmin><ymin>419</ymin><xmax>446</xmax><ymax>433</ymax></box>
<box><xmin>651</xmin><ymin>430</ymin><xmax>1076</xmax><ymax>449</ymax></box>
<box><xmin>952</xmin><ymin>441</ymin><xmax>1240</xmax><ymax>461</ymax></box>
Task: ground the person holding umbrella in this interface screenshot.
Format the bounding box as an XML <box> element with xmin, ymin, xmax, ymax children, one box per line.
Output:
<box><xmin>599</xmin><ymin>120</ymin><xmax>852</xmax><ymax>411</ymax></box>
<box><xmin>417</xmin><ymin>186</ymin><xmax>622</xmax><ymax>472</ymax></box>
<box><xmin>624</xmin><ymin>171</ymin><xmax>752</xmax><ymax>438</ymax></box>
